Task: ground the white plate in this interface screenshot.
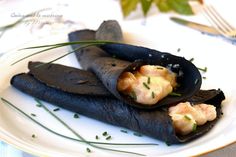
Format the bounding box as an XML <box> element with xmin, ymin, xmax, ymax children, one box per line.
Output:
<box><xmin>1</xmin><ymin>24</ymin><xmax>236</xmax><ymax>157</ymax></box>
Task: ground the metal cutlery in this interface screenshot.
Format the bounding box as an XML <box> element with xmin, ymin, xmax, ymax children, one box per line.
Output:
<box><xmin>202</xmin><ymin>5</ymin><xmax>236</xmax><ymax>41</ymax></box>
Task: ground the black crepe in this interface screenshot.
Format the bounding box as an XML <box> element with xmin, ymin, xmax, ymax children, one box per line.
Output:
<box><xmin>11</xmin><ymin>69</ymin><xmax>225</xmax><ymax>144</ymax></box>
<box><xmin>68</xmin><ymin>22</ymin><xmax>202</xmax><ymax>109</ymax></box>
<box><xmin>28</xmin><ymin>61</ymin><xmax>112</xmax><ymax>97</ymax></box>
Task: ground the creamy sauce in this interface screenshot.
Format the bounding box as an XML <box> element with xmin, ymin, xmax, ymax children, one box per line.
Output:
<box><xmin>117</xmin><ymin>65</ymin><xmax>177</xmax><ymax>105</ymax></box>
<box><xmin>169</xmin><ymin>102</ymin><xmax>217</xmax><ymax>135</ymax></box>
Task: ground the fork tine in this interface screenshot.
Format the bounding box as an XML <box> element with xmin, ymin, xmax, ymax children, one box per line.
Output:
<box><xmin>203</xmin><ymin>5</ymin><xmax>236</xmax><ymax>39</ymax></box>
<box><xmin>203</xmin><ymin>6</ymin><xmax>227</xmax><ymax>34</ymax></box>
<box><xmin>208</xmin><ymin>6</ymin><xmax>235</xmax><ymax>31</ymax></box>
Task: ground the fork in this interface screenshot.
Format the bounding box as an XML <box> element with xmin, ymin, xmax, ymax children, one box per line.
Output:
<box><xmin>202</xmin><ymin>5</ymin><xmax>236</xmax><ymax>41</ymax></box>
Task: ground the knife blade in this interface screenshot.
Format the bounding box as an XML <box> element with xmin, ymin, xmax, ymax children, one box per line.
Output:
<box><xmin>170</xmin><ymin>17</ymin><xmax>220</xmax><ymax>36</ymax></box>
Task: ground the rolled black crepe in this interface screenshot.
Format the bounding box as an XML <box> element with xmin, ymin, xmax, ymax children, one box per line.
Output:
<box><xmin>69</xmin><ymin>20</ymin><xmax>123</xmax><ymax>70</ymax></box>
<box><xmin>28</xmin><ymin>61</ymin><xmax>112</xmax><ymax>97</ymax></box>
<box><xmin>11</xmin><ymin>65</ymin><xmax>225</xmax><ymax>144</ymax></box>
<box><xmin>68</xmin><ymin>21</ymin><xmax>202</xmax><ymax>109</ymax></box>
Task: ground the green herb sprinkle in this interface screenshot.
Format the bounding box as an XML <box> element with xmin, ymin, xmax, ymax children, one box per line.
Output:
<box><xmin>152</xmin><ymin>91</ymin><xmax>155</xmax><ymax>99</ymax></box>
<box><xmin>31</xmin><ymin>113</ymin><xmax>36</xmax><ymax>117</ymax></box>
<box><xmin>102</xmin><ymin>131</ymin><xmax>108</xmax><ymax>136</ymax></box>
<box><xmin>184</xmin><ymin>115</ymin><xmax>191</xmax><ymax>121</ymax></box>
<box><xmin>53</xmin><ymin>108</ymin><xmax>60</xmax><ymax>112</ymax></box>
<box><xmin>143</xmin><ymin>82</ymin><xmax>150</xmax><ymax>90</ymax></box>
<box><xmin>86</xmin><ymin>147</ymin><xmax>91</xmax><ymax>153</ymax></box>
<box><xmin>192</xmin><ymin>123</ymin><xmax>197</xmax><ymax>132</ymax></box>
<box><xmin>106</xmin><ymin>136</ymin><xmax>112</xmax><ymax>140</ymax></box>
<box><xmin>120</xmin><ymin>130</ymin><xmax>128</xmax><ymax>133</ymax></box>
<box><xmin>147</xmin><ymin>77</ymin><xmax>151</xmax><ymax>84</ymax></box>
<box><xmin>133</xmin><ymin>132</ymin><xmax>142</xmax><ymax>137</ymax></box>
<box><xmin>74</xmin><ymin>113</ymin><xmax>79</xmax><ymax>119</ymax></box>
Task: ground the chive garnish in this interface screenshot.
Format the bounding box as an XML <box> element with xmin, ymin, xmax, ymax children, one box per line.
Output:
<box><xmin>34</xmin><ymin>99</ymin><xmax>147</xmax><ymax>156</ymax></box>
<box><xmin>165</xmin><ymin>142</ymin><xmax>171</xmax><ymax>146</ymax></box>
<box><xmin>96</xmin><ymin>135</ymin><xmax>99</xmax><ymax>140</ymax></box>
<box><xmin>192</xmin><ymin>123</ymin><xmax>197</xmax><ymax>132</ymax></box>
<box><xmin>203</xmin><ymin>76</ymin><xmax>207</xmax><ymax>79</ymax></box>
<box><xmin>106</xmin><ymin>136</ymin><xmax>112</xmax><ymax>140</ymax></box>
<box><xmin>86</xmin><ymin>148</ymin><xmax>91</xmax><ymax>153</ymax></box>
<box><xmin>194</xmin><ymin>79</ymin><xmax>199</xmax><ymax>85</ymax></box>
<box><xmin>143</xmin><ymin>82</ymin><xmax>150</xmax><ymax>90</ymax></box>
<box><xmin>147</xmin><ymin>77</ymin><xmax>151</xmax><ymax>84</ymax></box>
<box><xmin>169</xmin><ymin>92</ymin><xmax>181</xmax><ymax>97</ymax></box>
<box><xmin>12</xmin><ymin>41</ymin><xmax>119</xmax><ymax>66</ymax></box>
<box><xmin>120</xmin><ymin>130</ymin><xmax>128</xmax><ymax>133</ymax></box>
<box><xmin>198</xmin><ymin>67</ymin><xmax>207</xmax><ymax>73</ymax></box>
<box><xmin>130</xmin><ymin>91</ymin><xmax>137</xmax><ymax>100</ymax></box>
<box><xmin>189</xmin><ymin>58</ymin><xmax>194</xmax><ymax>62</ymax></box>
<box><xmin>184</xmin><ymin>115</ymin><xmax>191</xmax><ymax>121</ymax></box>
<box><xmin>102</xmin><ymin>131</ymin><xmax>108</xmax><ymax>136</ymax></box>
<box><xmin>177</xmin><ymin>48</ymin><xmax>181</xmax><ymax>52</ymax></box>
<box><xmin>1</xmin><ymin>98</ymin><xmax>158</xmax><ymax>147</ymax></box>
<box><xmin>74</xmin><ymin>113</ymin><xmax>79</xmax><ymax>119</ymax></box>
<box><xmin>53</xmin><ymin>108</ymin><xmax>60</xmax><ymax>112</ymax></box>
<box><xmin>32</xmin><ymin>134</ymin><xmax>36</xmax><ymax>138</ymax></box>
<box><xmin>133</xmin><ymin>132</ymin><xmax>142</xmax><ymax>137</ymax></box>
<box><xmin>36</xmin><ymin>104</ymin><xmax>42</xmax><ymax>107</ymax></box>
<box><xmin>156</xmin><ymin>67</ymin><xmax>164</xmax><ymax>70</ymax></box>
<box><xmin>151</xmin><ymin>91</ymin><xmax>155</xmax><ymax>99</ymax></box>
<box><xmin>31</xmin><ymin>113</ymin><xmax>36</xmax><ymax>117</ymax></box>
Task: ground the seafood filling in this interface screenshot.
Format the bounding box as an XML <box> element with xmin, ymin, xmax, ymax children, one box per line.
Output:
<box><xmin>117</xmin><ymin>65</ymin><xmax>177</xmax><ymax>105</ymax></box>
<box><xmin>169</xmin><ymin>102</ymin><xmax>217</xmax><ymax>135</ymax></box>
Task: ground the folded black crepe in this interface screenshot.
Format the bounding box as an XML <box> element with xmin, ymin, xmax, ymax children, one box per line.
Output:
<box><xmin>10</xmin><ymin>20</ymin><xmax>225</xmax><ymax>144</ymax></box>
<box><xmin>68</xmin><ymin>21</ymin><xmax>202</xmax><ymax>109</ymax></box>
<box><xmin>11</xmin><ymin>62</ymin><xmax>225</xmax><ymax>144</ymax></box>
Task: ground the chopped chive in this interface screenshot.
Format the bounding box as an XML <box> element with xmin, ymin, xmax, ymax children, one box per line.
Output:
<box><xmin>120</xmin><ymin>130</ymin><xmax>128</xmax><ymax>133</ymax></box>
<box><xmin>95</xmin><ymin>135</ymin><xmax>99</xmax><ymax>140</ymax></box>
<box><xmin>184</xmin><ymin>115</ymin><xmax>191</xmax><ymax>121</ymax></box>
<box><xmin>35</xmin><ymin>99</ymin><xmax>149</xmax><ymax>156</ymax></box>
<box><xmin>189</xmin><ymin>58</ymin><xmax>194</xmax><ymax>62</ymax></box>
<box><xmin>102</xmin><ymin>131</ymin><xmax>108</xmax><ymax>136</ymax></box>
<box><xmin>32</xmin><ymin>134</ymin><xmax>36</xmax><ymax>138</ymax></box>
<box><xmin>194</xmin><ymin>79</ymin><xmax>199</xmax><ymax>85</ymax></box>
<box><xmin>74</xmin><ymin>113</ymin><xmax>79</xmax><ymax>119</ymax></box>
<box><xmin>165</xmin><ymin>142</ymin><xmax>171</xmax><ymax>146</ymax></box>
<box><xmin>151</xmin><ymin>91</ymin><xmax>155</xmax><ymax>99</ymax></box>
<box><xmin>198</xmin><ymin>67</ymin><xmax>207</xmax><ymax>72</ymax></box>
<box><xmin>202</xmin><ymin>76</ymin><xmax>206</xmax><ymax>79</ymax></box>
<box><xmin>143</xmin><ymin>82</ymin><xmax>150</xmax><ymax>90</ymax></box>
<box><xmin>156</xmin><ymin>67</ymin><xmax>164</xmax><ymax>70</ymax></box>
<box><xmin>147</xmin><ymin>77</ymin><xmax>151</xmax><ymax>84</ymax></box>
<box><xmin>177</xmin><ymin>48</ymin><xmax>181</xmax><ymax>52</ymax></box>
<box><xmin>133</xmin><ymin>132</ymin><xmax>142</xmax><ymax>137</ymax></box>
<box><xmin>86</xmin><ymin>147</ymin><xmax>91</xmax><ymax>153</ymax></box>
<box><xmin>192</xmin><ymin>123</ymin><xmax>197</xmax><ymax>132</ymax></box>
<box><xmin>53</xmin><ymin>108</ymin><xmax>60</xmax><ymax>112</ymax></box>
<box><xmin>1</xmin><ymin>97</ymin><xmax>158</xmax><ymax>156</ymax></box>
<box><xmin>36</xmin><ymin>104</ymin><xmax>42</xmax><ymax>107</ymax></box>
<box><xmin>106</xmin><ymin>136</ymin><xmax>112</xmax><ymax>140</ymax></box>
<box><xmin>130</xmin><ymin>91</ymin><xmax>137</xmax><ymax>100</ymax></box>
<box><xmin>31</xmin><ymin>113</ymin><xmax>36</xmax><ymax>117</ymax></box>
<box><xmin>12</xmin><ymin>41</ymin><xmax>117</xmax><ymax>66</ymax></box>
<box><xmin>169</xmin><ymin>92</ymin><xmax>181</xmax><ymax>97</ymax></box>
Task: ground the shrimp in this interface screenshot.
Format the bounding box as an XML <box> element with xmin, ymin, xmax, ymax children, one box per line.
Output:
<box><xmin>169</xmin><ymin>102</ymin><xmax>217</xmax><ymax>135</ymax></box>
